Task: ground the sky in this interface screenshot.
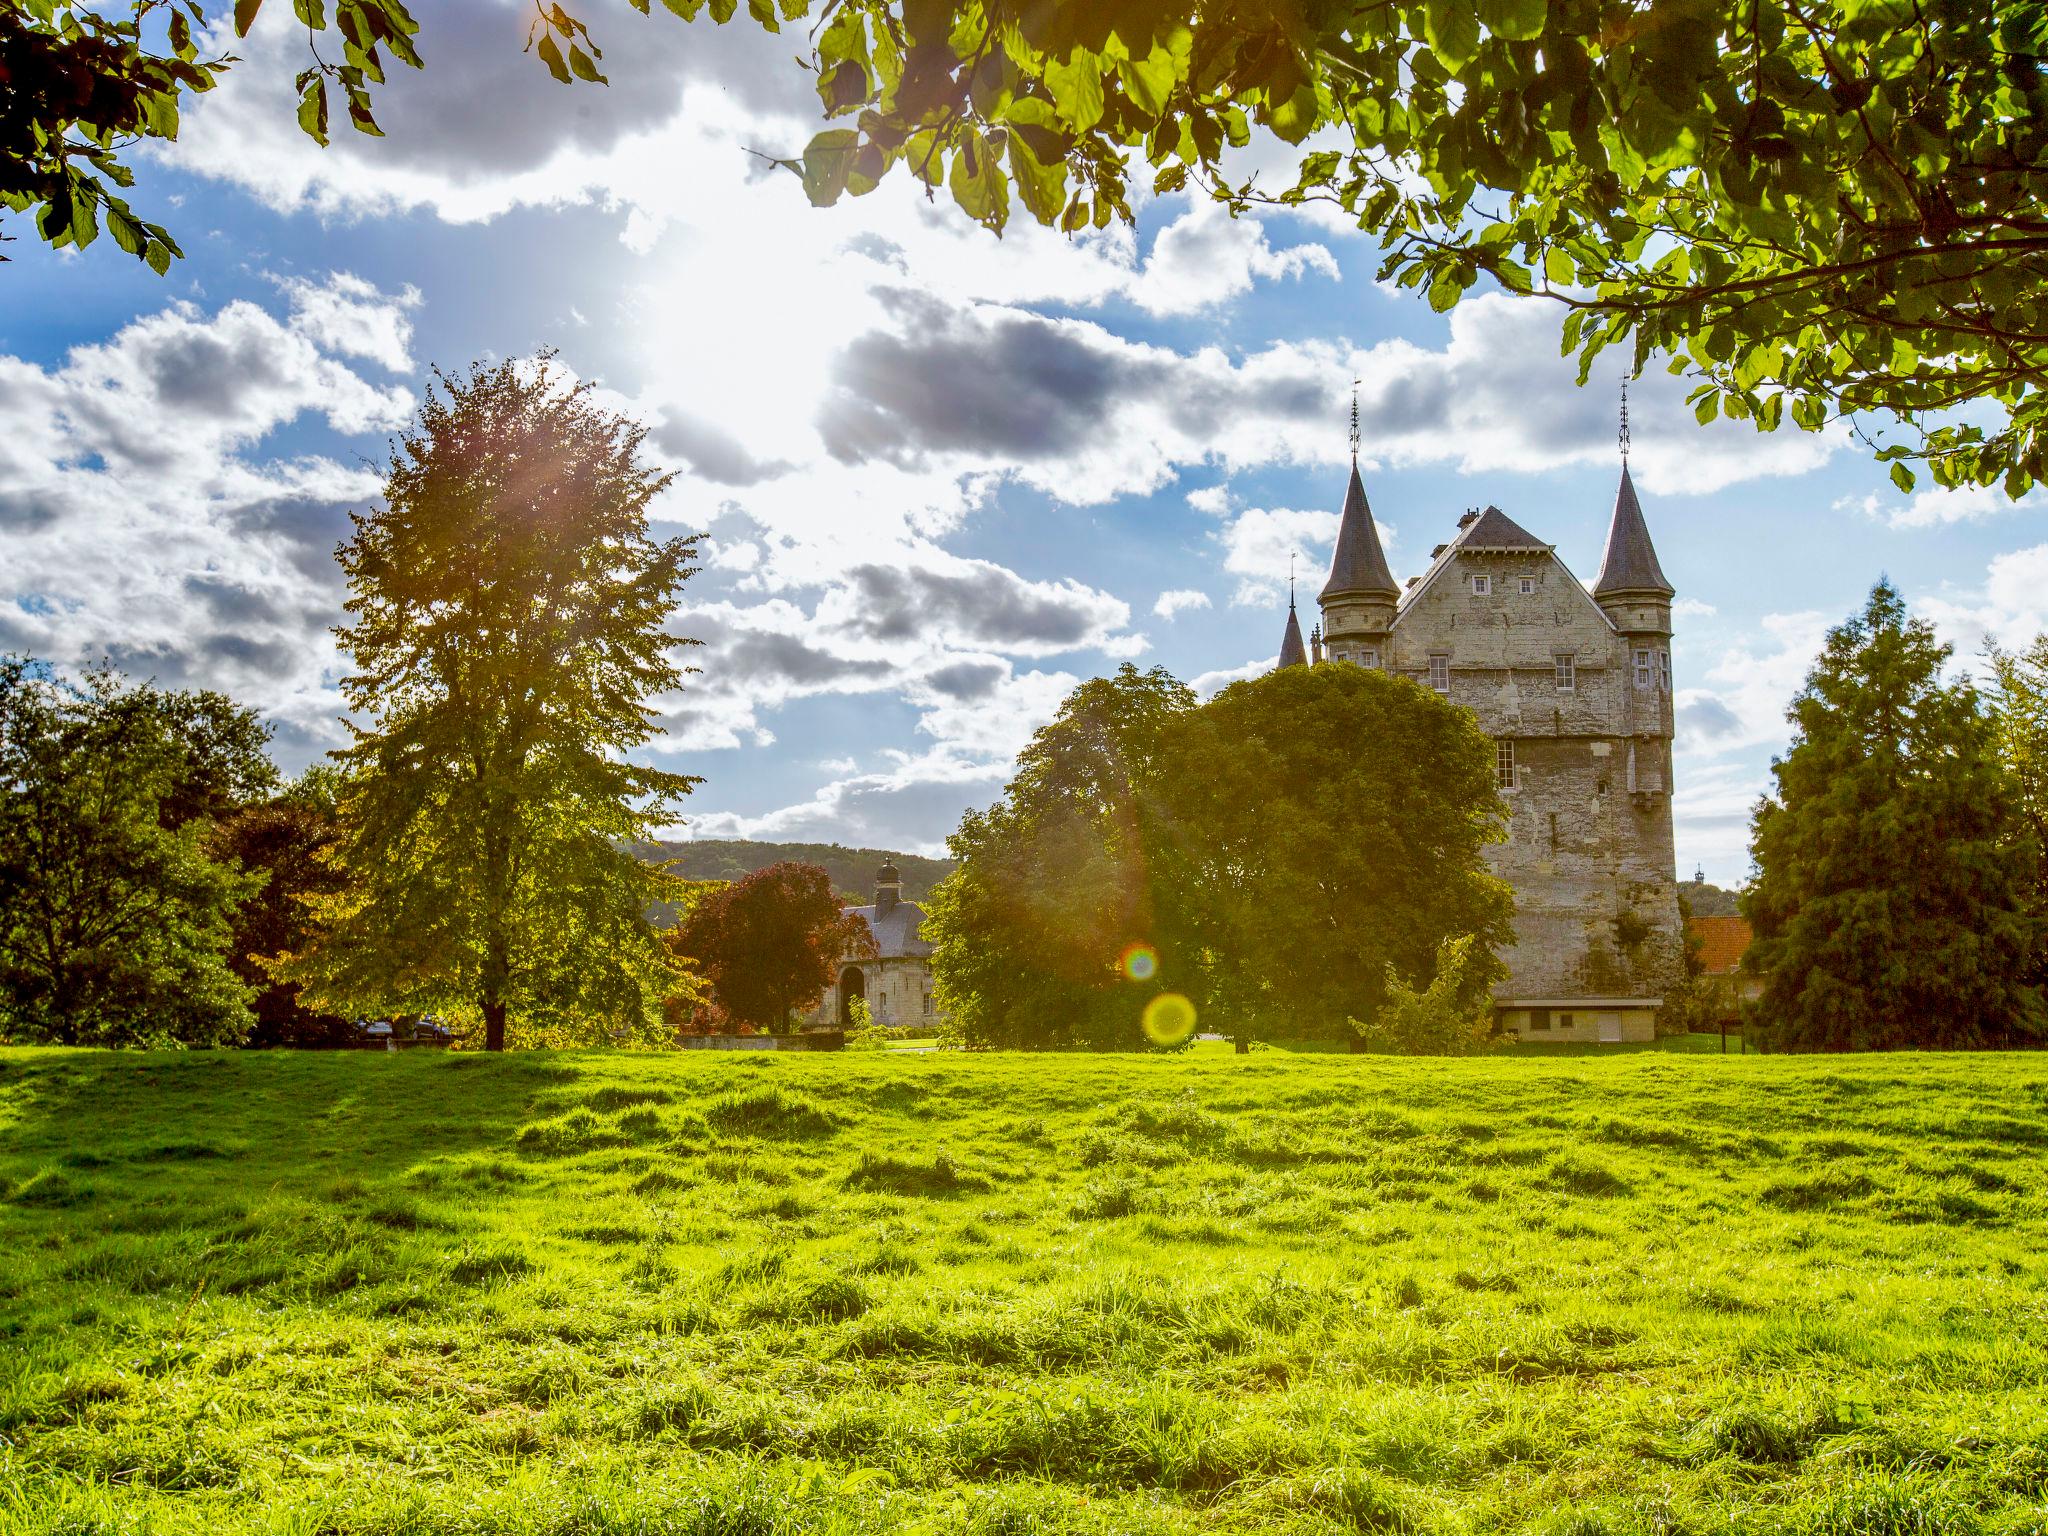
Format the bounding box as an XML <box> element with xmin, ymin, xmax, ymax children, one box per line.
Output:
<box><xmin>5</xmin><ymin>3</ymin><xmax>2047</xmax><ymax>886</ymax></box>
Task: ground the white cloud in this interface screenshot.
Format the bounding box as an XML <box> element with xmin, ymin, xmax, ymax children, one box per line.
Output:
<box><xmin>1191</xmin><ymin>657</ymin><xmax>1271</xmax><ymax>697</ymax></box>
<box><xmin>1124</xmin><ymin>201</ymin><xmax>1339</xmax><ymax>316</ymax></box>
<box><xmin>1153</xmin><ymin>588</ymin><xmax>1212</xmax><ymax>620</ymax></box>
<box><xmin>0</xmin><ymin>276</ymin><xmax>419</xmax><ymax>754</ymax></box>
<box><xmin>1218</xmin><ymin>506</ymin><xmax>1340</xmax><ymax>607</ymax></box>
<box><xmin>1918</xmin><ymin>543</ymin><xmax>2048</xmax><ymax>656</ymax></box>
<box><xmin>1672</xmin><ymin>597</ymin><xmax>1718</xmax><ymax>620</ymax></box>
<box><xmin>1836</xmin><ymin>483</ymin><xmax>2047</xmax><ymax>529</ymax></box>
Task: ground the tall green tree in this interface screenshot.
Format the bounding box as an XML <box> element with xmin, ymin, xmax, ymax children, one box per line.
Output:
<box><xmin>1744</xmin><ymin>581</ymin><xmax>2044</xmax><ymax>1050</ymax></box>
<box><xmin>286</xmin><ymin>358</ymin><xmax>700</xmax><ymax>1051</ymax></box>
<box><xmin>923</xmin><ymin>664</ymin><xmax>1196</xmax><ymax>1050</ymax></box>
<box><xmin>1986</xmin><ymin>634</ymin><xmax>2048</xmax><ymax>989</ymax></box>
<box><xmin>23</xmin><ymin>1</ymin><xmax>2048</xmax><ymax>494</ymax></box>
<box><xmin>1166</xmin><ymin>663</ymin><xmax>1513</xmax><ymax>1040</ymax></box>
<box><xmin>0</xmin><ymin>659</ymin><xmax>267</xmax><ymax>1045</ymax></box>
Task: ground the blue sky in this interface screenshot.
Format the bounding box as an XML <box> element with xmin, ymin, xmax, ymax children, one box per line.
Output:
<box><xmin>5</xmin><ymin>2</ymin><xmax>2045</xmax><ymax>886</ymax></box>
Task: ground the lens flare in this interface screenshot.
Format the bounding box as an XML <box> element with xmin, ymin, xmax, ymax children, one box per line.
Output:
<box><xmin>1120</xmin><ymin>943</ymin><xmax>1159</xmax><ymax>982</ymax></box>
<box><xmin>1141</xmin><ymin>992</ymin><xmax>1198</xmax><ymax>1046</ymax></box>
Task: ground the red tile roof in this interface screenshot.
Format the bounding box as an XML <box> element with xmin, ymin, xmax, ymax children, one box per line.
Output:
<box><xmin>1689</xmin><ymin>915</ymin><xmax>1754</xmax><ymax>975</ymax></box>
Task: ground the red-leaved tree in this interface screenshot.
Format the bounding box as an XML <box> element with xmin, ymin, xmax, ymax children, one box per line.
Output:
<box><xmin>667</xmin><ymin>862</ymin><xmax>874</xmax><ymax>1032</ymax></box>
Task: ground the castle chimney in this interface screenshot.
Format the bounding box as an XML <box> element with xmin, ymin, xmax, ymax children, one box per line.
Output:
<box><xmin>874</xmin><ymin>861</ymin><xmax>901</xmax><ymax>917</ymax></box>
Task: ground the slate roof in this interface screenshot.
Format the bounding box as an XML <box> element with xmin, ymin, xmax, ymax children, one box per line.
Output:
<box><xmin>1457</xmin><ymin>504</ymin><xmax>1552</xmax><ymax>552</ymax></box>
<box><xmin>1278</xmin><ymin>602</ymin><xmax>1307</xmax><ymax>668</ymax></box>
<box><xmin>1319</xmin><ymin>463</ymin><xmax>1400</xmax><ymax>600</ymax></box>
<box><xmin>1688</xmin><ymin>914</ymin><xmax>1753</xmax><ymax>976</ymax></box>
<box><xmin>1592</xmin><ymin>466</ymin><xmax>1674</xmax><ymax>598</ymax></box>
<box><xmin>847</xmin><ymin>899</ymin><xmax>933</xmax><ymax>961</ymax></box>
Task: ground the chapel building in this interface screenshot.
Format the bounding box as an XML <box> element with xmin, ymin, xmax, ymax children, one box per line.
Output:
<box><xmin>1281</xmin><ymin>458</ymin><xmax>1683</xmax><ymax>1042</ymax></box>
<box><xmin>805</xmin><ymin>862</ymin><xmax>944</xmax><ymax>1031</ymax></box>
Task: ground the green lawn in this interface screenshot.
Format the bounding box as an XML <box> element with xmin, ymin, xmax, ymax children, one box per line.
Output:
<box><xmin>1</xmin><ymin>1047</ymin><xmax>2044</xmax><ymax>1536</ymax></box>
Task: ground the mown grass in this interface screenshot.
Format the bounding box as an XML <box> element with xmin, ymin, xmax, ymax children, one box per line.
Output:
<box><xmin>1</xmin><ymin>1047</ymin><xmax>2046</xmax><ymax>1536</ymax></box>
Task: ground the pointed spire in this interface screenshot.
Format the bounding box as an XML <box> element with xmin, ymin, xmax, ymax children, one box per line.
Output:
<box><xmin>1592</xmin><ymin>463</ymin><xmax>1673</xmax><ymax>599</ymax></box>
<box><xmin>1277</xmin><ymin>600</ymin><xmax>1307</xmax><ymax>668</ymax></box>
<box><xmin>1320</xmin><ymin>462</ymin><xmax>1399</xmax><ymax>602</ymax></box>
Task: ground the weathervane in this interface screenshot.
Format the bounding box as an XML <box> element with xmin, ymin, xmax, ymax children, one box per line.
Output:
<box><xmin>1289</xmin><ymin>551</ymin><xmax>1297</xmax><ymax>608</ymax></box>
<box><xmin>1619</xmin><ymin>371</ymin><xmax>1631</xmax><ymax>465</ymax></box>
<box><xmin>1349</xmin><ymin>378</ymin><xmax>1362</xmax><ymax>462</ymax></box>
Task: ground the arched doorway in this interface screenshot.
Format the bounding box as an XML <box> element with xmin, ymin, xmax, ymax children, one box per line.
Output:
<box><xmin>837</xmin><ymin>966</ymin><xmax>866</xmax><ymax>1028</ymax></box>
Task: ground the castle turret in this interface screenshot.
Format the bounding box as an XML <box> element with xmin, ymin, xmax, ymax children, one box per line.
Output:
<box><xmin>1318</xmin><ymin>462</ymin><xmax>1400</xmax><ymax>665</ymax></box>
<box><xmin>874</xmin><ymin>861</ymin><xmax>901</xmax><ymax>917</ymax></box>
<box><xmin>1591</xmin><ymin>464</ymin><xmax>1673</xmax><ymax>636</ymax></box>
<box><xmin>1277</xmin><ymin>593</ymin><xmax>1307</xmax><ymax>668</ymax></box>
<box><xmin>1593</xmin><ymin>462</ymin><xmax>1675</xmax><ymax>781</ymax></box>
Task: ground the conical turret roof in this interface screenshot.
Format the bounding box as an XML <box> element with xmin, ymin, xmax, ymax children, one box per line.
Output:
<box><xmin>1320</xmin><ymin>463</ymin><xmax>1400</xmax><ymax>601</ymax></box>
<box><xmin>1592</xmin><ymin>466</ymin><xmax>1673</xmax><ymax>599</ymax></box>
<box><xmin>1277</xmin><ymin>600</ymin><xmax>1307</xmax><ymax>668</ymax></box>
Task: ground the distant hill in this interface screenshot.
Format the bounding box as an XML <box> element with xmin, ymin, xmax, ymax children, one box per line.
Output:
<box><xmin>643</xmin><ymin>839</ymin><xmax>955</xmax><ymax>902</ymax></box>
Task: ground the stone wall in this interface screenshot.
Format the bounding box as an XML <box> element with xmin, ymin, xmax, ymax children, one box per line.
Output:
<box><xmin>1367</xmin><ymin>543</ymin><xmax>1683</xmax><ymax>1013</ymax></box>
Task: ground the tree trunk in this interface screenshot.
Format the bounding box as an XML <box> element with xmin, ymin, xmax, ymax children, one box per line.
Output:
<box><xmin>1234</xmin><ymin>1033</ymin><xmax>1250</xmax><ymax>1055</ymax></box>
<box><xmin>483</xmin><ymin>997</ymin><xmax>507</xmax><ymax>1052</ymax></box>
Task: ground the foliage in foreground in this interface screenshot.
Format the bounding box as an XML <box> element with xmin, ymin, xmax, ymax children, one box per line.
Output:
<box><xmin>1746</xmin><ymin>580</ymin><xmax>2045</xmax><ymax>1051</ymax></box>
<box><xmin>0</xmin><ymin>660</ymin><xmax>271</xmax><ymax>1045</ymax></box>
<box><xmin>1</xmin><ymin>1047</ymin><xmax>2046</xmax><ymax>1536</ymax></box>
<box><xmin>926</xmin><ymin>662</ymin><xmax>1510</xmax><ymax>1049</ymax></box>
<box><xmin>22</xmin><ymin>1</ymin><xmax>2048</xmax><ymax>494</ymax></box>
<box><xmin>285</xmin><ymin>358</ymin><xmax>702</xmax><ymax>1051</ymax></box>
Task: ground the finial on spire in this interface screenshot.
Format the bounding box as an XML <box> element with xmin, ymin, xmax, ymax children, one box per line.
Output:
<box><xmin>1349</xmin><ymin>378</ymin><xmax>1362</xmax><ymax>463</ymax></box>
<box><xmin>1619</xmin><ymin>371</ymin><xmax>1631</xmax><ymax>465</ymax></box>
<box><xmin>1288</xmin><ymin>551</ymin><xmax>1297</xmax><ymax>609</ymax></box>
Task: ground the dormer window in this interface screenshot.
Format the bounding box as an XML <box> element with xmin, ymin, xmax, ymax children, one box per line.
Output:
<box><xmin>1470</xmin><ymin>574</ymin><xmax>1492</xmax><ymax>596</ymax></box>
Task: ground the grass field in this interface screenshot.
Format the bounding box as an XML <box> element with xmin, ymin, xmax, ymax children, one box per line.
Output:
<box><xmin>2</xmin><ymin>1047</ymin><xmax>2046</xmax><ymax>1536</ymax></box>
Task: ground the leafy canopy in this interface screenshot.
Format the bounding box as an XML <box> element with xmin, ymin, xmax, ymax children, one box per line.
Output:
<box><xmin>1744</xmin><ymin>579</ymin><xmax>2045</xmax><ymax>1050</ymax></box>
<box><xmin>18</xmin><ymin>0</ymin><xmax>2048</xmax><ymax>493</ymax></box>
<box><xmin>0</xmin><ymin>658</ymin><xmax>269</xmax><ymax>1046</ymax></box>
<box><xmin>925</xmin><ymin>660</ymin><xmax>1512</xmax><ymax>1048</ymax></box>
<box><xmin>284</xmin><ymin>357</ymin><xmax>701</xmax><ymax>1050</ymax></box>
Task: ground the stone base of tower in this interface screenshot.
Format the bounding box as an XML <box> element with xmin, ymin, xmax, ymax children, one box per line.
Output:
<box><xmin>1492</xmin><ymin>998</ymin><xmax>1661</xmax><ymax>1043</ymax></box>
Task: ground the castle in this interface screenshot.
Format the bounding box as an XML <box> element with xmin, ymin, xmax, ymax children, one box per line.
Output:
<box><xmin>1279</xmin><ymin>457</ymin><xmax>1683</xmax><ymax>1042</ymax></box>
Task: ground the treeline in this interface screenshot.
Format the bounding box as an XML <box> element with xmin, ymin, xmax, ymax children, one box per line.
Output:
<box><xmin>1</xmin><ymin>359</ymin><xmax>702</xmax><ymax>1051</ymax></box>
<box><xmin>642</xmin><ymin>840</ymin><xmax>951</xmax><ymax>910</ymax></box>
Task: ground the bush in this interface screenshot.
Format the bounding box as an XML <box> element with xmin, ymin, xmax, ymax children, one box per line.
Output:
<box><xmin>1351</xmin><ymin>935</ymin><xmax>1501</xmax><ymax>1055</ymax></box>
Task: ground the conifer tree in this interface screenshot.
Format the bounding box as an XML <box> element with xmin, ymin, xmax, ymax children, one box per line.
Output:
<box><xmin>287</xmin><ymin>358</ymin><xmax>700</xmax><ymax>1050</ymax></box>
<box><xmin>1745</xmin><ymin>581</ymin><xmax>2044</xmax><ymax>1050</ymax></box>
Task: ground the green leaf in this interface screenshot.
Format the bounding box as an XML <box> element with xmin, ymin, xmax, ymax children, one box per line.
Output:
<box><xmin>1117</xmin><ymin>45</ymin><xmax>1176</xmax><ymax>118</ymax></box>
<box><xmin>800</xmin><ymin>128</ymin><xmax>859</xmax><ymax>206</ymax></box>
<box><xmin>297</xmin><ymin>78</ymin><xmax>329</xmax><ymax>144</ymax></box>
<box><xmin>568</xmin><ymin>44</ymin><xmax>606</xmax><ymax>83</ymax></box>
<box><xmin>1045</xmin><ymin>51</ymin><xmax>1105</xmax><ymax>134</ymax></box>
<box><xmin>1477</xmin><ymin>0</ymin><xmax>1546</xmax><ymax>42</ymax></box>
<box><xmin>234</xmin><ymin>0</ymin><xmax>264</xmax><ymax>34</ymax></box>
<box><xmin>1424</xmin><ymin>0</ymin><xmax>1481</xmax><ymax>71</ymax></box>
<box><xmin>536</xmin><ymin>33</ymin><xmax>572</xmax><ymax>83</ymax></box>
<box><xmin>1890</xmin><ymin>461</ymin><xmax>1916</xmax><ymax>493</ymax></box>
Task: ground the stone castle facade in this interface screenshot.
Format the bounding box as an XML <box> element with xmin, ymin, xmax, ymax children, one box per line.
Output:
<box><xmin>1279</xmin><ymin>461</ymin><xmax>1682</xmax><ymax>1042</ymax></box>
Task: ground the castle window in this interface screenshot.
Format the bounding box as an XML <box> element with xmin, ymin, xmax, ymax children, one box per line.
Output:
<box><xmin>1428</xmin><ymin>653</ymin><xmax>1450</xmax><ymax>693</ymax></box>
<box><xmin>1495</xmin><ymin>739</ymin><xmax>1516</xmax><ymax>791</ymax></box>
<box><xmin>1471</xmin><ymin>574</ymin><xmax>1492</xmax><ymax>595</ymax></box>
<box><xmin>1519</xmin><ymin>576</ymin><xmax>1536</xmax><ymax>595</ymax></box>
<box><xmin>1633</xmin><ymin>648</ymin><xmax>1654</xmax><ymax>689</ymax></box>
<box><xmin>1557</xmin><ymin>1011</ymin><xmax>1575</xmax><ymax>1029</ymax></box>
<box><xmin>1659</xmin><ymin>649</ymin><xmax>1672</xmax><ymax>693</ymax></box>
<box><xmin>1555</xmin><ymin>653</ymin><xmax>1576</xmax><ymax>692</ymax></box>
<box><xmin>1528</xmin><ymin>1007</ymin><xmax>1552</xmax><ymax>1032</ymax></box>
<box><xmin>1360</xmin><ymin>646</ymin><xmax>1379</xmax><ymax>669</ymax></box>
